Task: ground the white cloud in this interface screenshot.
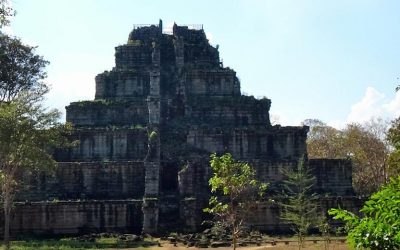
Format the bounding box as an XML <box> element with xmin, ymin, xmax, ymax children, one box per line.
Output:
<box><xmin>384</xmin><ymin>91</ymin><xmax>400</xmax><ymax>118</ymax></box>
<box><xmin>346</xmin><ymin>87</ymin><xmax>386</xmax><ymax>123</ymax></box>
<box><xmin>342</xmin><ymin>86</ymin><xmax>400</xmax><ymax>126</ymax></box>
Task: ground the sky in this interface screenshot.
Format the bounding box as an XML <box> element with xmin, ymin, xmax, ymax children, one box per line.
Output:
<box><xmin>4</xmin><ymin>0</ymin><xmax>400</xmax><ymax>127</ymax></box>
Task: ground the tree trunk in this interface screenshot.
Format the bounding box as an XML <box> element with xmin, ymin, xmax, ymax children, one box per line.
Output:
<box><xmin>3</xmin><ymin>192</ymin><xmax>11</xmax><ymax>250</ymax></box>
<box><xmin>232</xmin><ymin>232</ymin><xmax>236</xmax><ymax>250</ymax></box>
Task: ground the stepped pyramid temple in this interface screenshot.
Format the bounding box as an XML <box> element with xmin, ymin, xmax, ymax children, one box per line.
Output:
<box><xmin>7</xmin><ymin>20</ymin><xmax>358</xmax><ymax>235</ymax></box>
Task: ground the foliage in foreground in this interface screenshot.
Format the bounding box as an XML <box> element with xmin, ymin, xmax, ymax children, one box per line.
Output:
<box><xmin>204</xmin><ymin>153</ymin><xmax>267</xmax><ymax>250</ymax></box>
<box><xmin>0</xmin><ymin>92</ymin><xmax>74</xmax><ymax>249</ymax></box>
<box><xmin>1</xmin><ymin>2</ymin><xmax>69</xmax><ymax>248</ymax></box>
<box><xmin>329</xmin><ymin>175</ymin><xmax>400</xmax><ymax>250</ymax></box>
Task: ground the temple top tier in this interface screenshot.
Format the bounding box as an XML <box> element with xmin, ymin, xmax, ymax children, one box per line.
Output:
<box><xmin>94</xmin><ymin>20</ymin><xmax>240</xmax><ymax>100</ymax></box>
<box><xmin>67</xmin><ymin>20</ymin><xmax>272</xmax><ymax>128</ymax></box>
<box><xmin>113</xmin><ymin>20</ymin><xmax>220</xmax><ymax>70</ymax></box>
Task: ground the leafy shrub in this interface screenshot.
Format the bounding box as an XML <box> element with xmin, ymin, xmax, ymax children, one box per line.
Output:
<box><xmin>329</xmin><ymin>176</ymin><xmax>400</xmax><ymax>249</ymax></box>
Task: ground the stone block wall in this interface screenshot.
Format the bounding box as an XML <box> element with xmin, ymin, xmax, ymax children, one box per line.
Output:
<box><xmin>56</xmin><ymin>128</ymin><xmax>148</xmax><ymax>161</ymax></box>
<box><xmin>185</xmin><ymin>69</ymin><xmax>240</xmax><ymax>96</ymax></box>
<box><xmin>252</xmin><ymin>158</ymin><xmax>353</xmax><ymax>196</ymax></box>
<box><xmin>115</xmin><ymin>45</ymin><xmax>152</xmax><ymax>69</ymax></box>
<box><xmin>178</xmin><ymin>160</ymin><xmax>212</xmax><ymax>198</ymax></box>
<box><xmin>310</xmin><ymin>159</ymin><xmax>354</xmax><ymax>196</ymax></box>
<box><xmin>246</xmin><ymin>197</ymin><xmax>364</xmax><ymax>233</ymax></box>
<box><xmin>177</xmin><ymin>158</ymin><xmax>352</xmax><ymax>201</ymax></box>
<box><xmin>6</xmin><ymin>200</ymin><xmax>143</xmax><ymax>236</ymax></box>
<box><xmin>177</xmin><ymin>197</ymin><xmax>364</xmax><ymax>233</ymax></box>
<box><xmin>95</xmin><ymin>70</ymin><xmax>150</xmax><ymax>100</ymax></box>
<box><xmin>158</xmin><ymin>195</ymin><xmax>181</xmax><ymax>232</ymax></box>
<box><xmin>185</xmin><ymin>96</ymin><xmax>271</xmax><ymax>126</ymax></box>
<box><xmin>251</xmin><ymin>160</ymin><xmax>297</xmax><ymax>193</ymax></box>
<box><xmin>186</xmin><ymin>126</ymin><xmax>307</xmax><ymax>161</ymax></box>
<box><xmin>5</xmin><ymin>197</ymin><xmax>363</xmax><ymax>236</ymax></box>
<box><xmin>66</xmin><ymin>101</ymin><xmax>148</xmax><ymax>127</ymax></box>
<box><xmin>18</xmin><ymin>161</ymin><xmax>145</xmax><ymax>201</ymax></box>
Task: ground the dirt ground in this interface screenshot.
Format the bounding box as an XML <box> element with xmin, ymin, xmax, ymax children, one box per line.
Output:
<box><xmin>120</xmin><ymin>240</ymin><xmax>350</xmax><ymax>250</ymax></box>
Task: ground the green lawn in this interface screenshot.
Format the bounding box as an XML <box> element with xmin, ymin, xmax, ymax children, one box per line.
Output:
<box><xmin>2</xmin><ymin>235</ymin><xmax>349</xmax><ymax>250</ymax></box>
<box><xmin>6</xmin><ymin>236</ymin><xmax>158</xmax><ymax>250</ymax></box>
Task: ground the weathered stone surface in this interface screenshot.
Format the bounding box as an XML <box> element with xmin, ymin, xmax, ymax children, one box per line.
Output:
<box><xmin>17</xmin><ymin>162</ymin><xmax>145</xmax><ymax>201</ymax></box>
<box><xmin>56</xmin><ymin>128</ymin><xmax>148</xmax><ymax>161</ymax></box>
<box><xmin>142</xmin><ymin>198</ymin><xmax>159</xmax><ymax>234</ymax></box>
<box><xmin>6</xmin><ymin>200</ymin><xmax>143</xmax><ymax>236</ymax></box>
<box><xmin>6</xmin><ymin>20</ymin><xmax>359</xmax><ymax>236</ymax></box>
<box><xmin>66</xmin><ymin>101</ymin><xmax>148</xmax><ymax>127</ymax></box>
<box><xmin>310</xmin><ymin>159</ymin><xmax>354</xmax><ymax>196</ymax></box>
<box><xmin>185</xmin><ymin>69</ymin><xmax>240</xmax><ymax>96</ymax></box>
<box><xmin>95</xmin><ymin>71</ymin><xmax>150</xmax><ymax>100</ymax></box>
<box><xmin>186</xmin><ymin>126</ymin><xmax>307</xmax><ymax>160</ymax></box>
<box><xmin>242</xmin><ymin>197</ymin><xmax>364</xmax><ymax>233</ymax></box>
<box><xmin>184</xmin><ymin>96</ymin><xmax>271</xmax><ymax>126</ymax></box>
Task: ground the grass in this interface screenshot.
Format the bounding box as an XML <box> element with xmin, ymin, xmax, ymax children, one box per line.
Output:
<box><xmin>6</xmin><ymin>236</ymin><xmax>158</xmax><ymax>250</ymax></box>
<box><xmin>257</xmin><ymin>235</ymin><xmax>349</xmax><ymax>250</ymax></box>
<box><xmin>267</xmin><ymin>241</ymin><xmax>350</xmax><ymax>250</ymax></box>
<box><xmin>2</xmin><ymin>235</ymin><xmax>350</xmax><ymax>250</ymax></box>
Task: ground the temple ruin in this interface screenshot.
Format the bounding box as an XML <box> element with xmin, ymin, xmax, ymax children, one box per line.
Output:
<box><xmin>5</xmin><ymin>20</ymin><xmax>359</xmax><ymax>235</ymax></box>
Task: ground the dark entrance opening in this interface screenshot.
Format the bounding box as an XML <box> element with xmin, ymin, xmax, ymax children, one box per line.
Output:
<box><xmin>160</xmin><ymin>162</ymin><xmax>179</xmax><ymax>193</ymax></box>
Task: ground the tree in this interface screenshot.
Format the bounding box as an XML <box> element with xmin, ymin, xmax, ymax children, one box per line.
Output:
<box><xmin>304</xmin><ymin>118</ymin><xmax>391</xmax><ymax>195</ymax></box>
<box><xmin>278</xmin><ymin>156</ymin><xmax>320</xmax><ymax>249</ymax></box>
<box><xmin>0</xmin><ymin>5</ymin><xmax>73</xmax><ymax>247</ymax></box>
<box><xmin>302</xmin><ymin>119</ymin><xmax>345</xmax><ymax>158</ymax></box>
<box><xmin>204</xmin><ymin>153</ymin><xmax>267</xmax><ymax>250</ymax></box>
<box><xmin>387</xmin><ymin>117</ymin><xmax>400</xmax><ymax>177</ymax></box>
<box><xmin>0</xmin><ymin>35</ymin><xmax>49</xmax><ymax>102</ymax></box>
<box><xmin>0</xmin><ymin>0</ymin><xmax>14</xmax><ymax>28</ymax></box>
<box><xmin>0</xmin><ymin>91</ymin><xmax>73</xmax><ymax>249</ymax></box>
<box><xmin>329</xmin><ymin>175</ymin><xmax>400</xmax><ymax>250</ymax></box>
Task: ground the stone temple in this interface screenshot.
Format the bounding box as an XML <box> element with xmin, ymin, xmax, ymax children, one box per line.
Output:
<box><xmin>6</xmin><ymin>20</ymin><xmax>358</xmax><ymax>235</ymax></box>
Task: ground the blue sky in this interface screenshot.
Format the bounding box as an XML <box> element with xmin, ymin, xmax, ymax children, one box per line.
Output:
<box><xmin>5</xmin><ymin>0</ymin><xmax>400</xmax><ymax>127</ymax></box>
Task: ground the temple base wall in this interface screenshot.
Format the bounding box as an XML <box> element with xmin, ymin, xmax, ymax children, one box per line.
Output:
<box><xmin>2</xmin><ymin>197</ymin><xmax>363</xmax><ymax>236</ymax></box>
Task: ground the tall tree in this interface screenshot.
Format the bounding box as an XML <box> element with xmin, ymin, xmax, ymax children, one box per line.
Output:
<box><xmin>0</xmin><ymin>35</ymin><xmax>49</xmax><ymax>102</ymax></box>
<box><xmin>279</xmin><ymin>156</ymin><xmax>320</xmax><ymax>249</ymax></box>
<box><xmin>0</xmin><ymin>3</ymin><xmax>73</xmax><ymax>247</ymax></box>
<box><xmin>304</xmin><ymin>118</ymin><xmax>391</xmax><ymax>195</ymax></box>
<box><xmin>302</xmin><ymin>119</ymin><xmax>344</xmax><ymax>158</ymax></box>
<box><xmin>204</xmin><ymin>153</ymin><xmax>267</xmax><ymax>250</ymax></box>
<box><xmin>0</xmin><ymin>91</ymin><xmax>73</xmax><ymax>249</ymax></box>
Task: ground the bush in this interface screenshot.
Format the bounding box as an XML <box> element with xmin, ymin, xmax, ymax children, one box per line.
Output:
<box><xmin>329</xmin><ymin>176</ymin><xmax>400</xmax><ymax>249</ymax></box>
